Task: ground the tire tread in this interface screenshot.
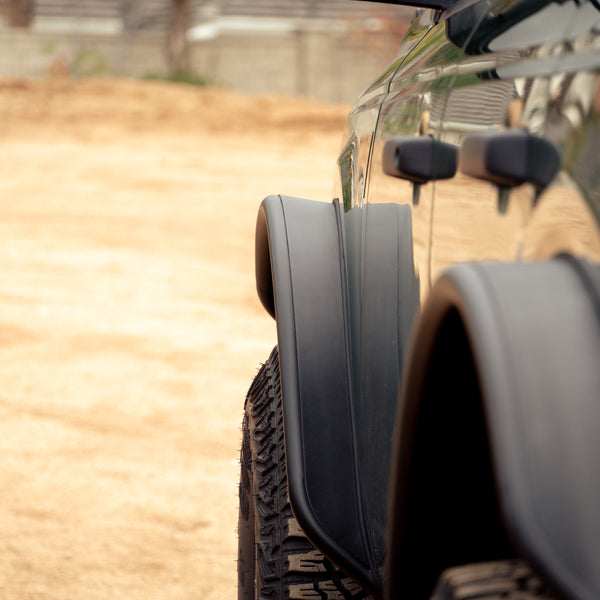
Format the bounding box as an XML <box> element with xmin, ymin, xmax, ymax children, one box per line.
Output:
<box><xmin>238</xmin><ymin>347</ymin><xmax>369</xmax><ymax>600</ymax></box>
<box><xmin>430</xmin><ymin>560</ymin><xmax>557</xmax><ymax>600</ymax></box>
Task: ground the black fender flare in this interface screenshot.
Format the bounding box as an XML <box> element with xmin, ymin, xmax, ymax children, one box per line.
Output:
<box><xmin>256</xmin><ymin>194</ymin><xmax>419</xmax><ymax>595</ymax></box>
<box><xmin>256</xmin><ymin>194</ymin><xmax>373</xmax><ymax>588</ymax></box>
<box><xmin>385</xmin><ymin>256</ymin><xmax>600</xmax><ymax>600</ymax></box>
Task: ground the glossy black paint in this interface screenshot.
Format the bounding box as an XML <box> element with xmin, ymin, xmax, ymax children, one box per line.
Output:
<box><xmin>445</xmin><ymin>0</ymin><xmax>551</xmax><ymax>54</ymax></box>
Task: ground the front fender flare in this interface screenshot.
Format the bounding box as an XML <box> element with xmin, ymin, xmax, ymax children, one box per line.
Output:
<box><xmin>256</xmin><ymin>195</ymin><xmax>374</xmax><ymax>589</ymax></box>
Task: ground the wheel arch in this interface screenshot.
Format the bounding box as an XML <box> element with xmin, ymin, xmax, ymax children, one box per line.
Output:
<box><xmin>385</xmin><ymin>257</ymin><xmax>600</xmax><ymax>600</ymax></box>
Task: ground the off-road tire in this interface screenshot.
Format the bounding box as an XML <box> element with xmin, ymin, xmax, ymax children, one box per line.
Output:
<box><xmin>238</xmin><ymin>347</ymin><xmax>369</xmax><ymax>600</ymax></box>
<box><xmin>430</xmin><ymin>560</ymin><xmax>557</xmax><ymax>600</ymax></box>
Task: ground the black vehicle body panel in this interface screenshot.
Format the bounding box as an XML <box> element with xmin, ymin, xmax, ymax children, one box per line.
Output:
<box><xmin>253</xmin><ymin>0</ymin><xmax>600</xmax><ymax>598</ymax></box>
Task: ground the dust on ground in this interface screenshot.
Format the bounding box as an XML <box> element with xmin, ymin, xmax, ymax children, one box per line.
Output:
<box><xmin>0</xmin><ymin>78</ymin><xmax>348</xmax><ymax>600</ymax></box>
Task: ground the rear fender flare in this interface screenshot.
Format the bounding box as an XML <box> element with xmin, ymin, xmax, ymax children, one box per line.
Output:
<box><xmin>385</xmin><ymin>257</ymin><xmax>600</xmax><ymax>600</ymax></box>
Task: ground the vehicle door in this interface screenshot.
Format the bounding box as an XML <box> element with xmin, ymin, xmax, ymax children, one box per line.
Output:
<box><xmin>429</xmin><ymin>0</ymin><xmax>600</xmax><ymax>277</ymax></box>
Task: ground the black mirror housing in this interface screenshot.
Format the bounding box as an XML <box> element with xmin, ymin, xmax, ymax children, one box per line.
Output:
<box><xmin>355</xmin><ymin>0</ymin><xmax>453</xmax><ymax>11</ymax></box>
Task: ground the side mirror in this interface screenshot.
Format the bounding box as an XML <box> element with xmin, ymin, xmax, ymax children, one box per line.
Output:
<box><xmin>383</xmin><ymin>136</ymin><xmax>458</xmax><ymax>205</ymax></box>
<box><xmin>358</xmin><ymin>0</ymin><xmax>452</xmax><ymax>10</ymax></box>
<box><xmin>459</xmin><ymin>130</ymin><xmax>561</xmax><ymax>213</ymax></box>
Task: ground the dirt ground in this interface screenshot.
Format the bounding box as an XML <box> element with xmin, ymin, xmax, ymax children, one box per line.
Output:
<box><xmin>0</xmin><ymin>78</ymin><xmax>348</xmax><ymax>600</ymax></box>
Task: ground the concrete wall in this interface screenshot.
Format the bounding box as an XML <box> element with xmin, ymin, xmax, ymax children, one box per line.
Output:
<box><xmin>0</xmin><ymin>24</ymin><xmax>404</xmax><ymax>101</ymax></box>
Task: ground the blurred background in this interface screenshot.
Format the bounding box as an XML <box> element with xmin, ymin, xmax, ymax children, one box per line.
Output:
<box><xmin>0</xmin><ymin>0</ymin><xmax>412</xmax><ymax>101</ymax></box>
<box><xmin>0</xmin><ymin>1</ymin><xmax>411</xmax><ymax>599</ymax></box>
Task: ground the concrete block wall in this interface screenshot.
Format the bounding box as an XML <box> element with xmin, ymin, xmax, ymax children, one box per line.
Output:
<box><xmin>0</xmin><ymin>23</ymin><xmax>406</xmax><ymax>102</ymax></box>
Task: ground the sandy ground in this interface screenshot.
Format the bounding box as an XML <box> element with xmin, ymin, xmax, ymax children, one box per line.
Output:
<box><xmin>0</xmin><ymin>78</ymin><xmax>348</xmax><ymax>600</ymax></box>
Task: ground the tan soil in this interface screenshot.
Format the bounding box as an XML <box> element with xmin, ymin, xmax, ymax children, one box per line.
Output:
<box><xmin>0</xmin><ymin>78</ymin><xmax>348</xmax><ymax>600</ymax></box>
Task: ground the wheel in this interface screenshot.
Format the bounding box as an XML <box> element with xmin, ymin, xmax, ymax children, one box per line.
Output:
<box><xmin>430</xmin><ymin>560</ymin><xmax>557</xmax><ymax>600</ymax></box>
<box><xmin>237</xmin><ymin>347</ymin><xmax>369</xmax><ymax>600</ymax></box>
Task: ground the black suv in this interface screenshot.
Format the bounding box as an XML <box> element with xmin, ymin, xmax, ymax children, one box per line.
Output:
<box><xmin>238</xmin><ymin>2</ymin><xmax>600</xmax><ymax>600</ymax></box>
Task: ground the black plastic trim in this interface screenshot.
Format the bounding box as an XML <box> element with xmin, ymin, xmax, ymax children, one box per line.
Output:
<box><xmin>357</xmin><ymin>0</ymin><xmax>453</xmax><ymax>10</ymax></box>
<box><xmin>383</xmin><ymin>136</ymin><xmax>458</xmax><ymax>184</ymax></box>
<box><xmin>459</xmin><ymin>130</ymin><xmax>561</xmax><ymax>190</ymax></box>
<box><xmin>255</xmin><ymin>195</ymin><xmax>377</xmax><ymax>593</ymax></box>
<box><xmin>256</xmin><ymin>195</ymin><xmax>421</xmax><ymax>596</ymax></box>
<box><xmin>385</xmin><ymin>258</ymin><xmax>600</xmax><ymax>600</ymax></box>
